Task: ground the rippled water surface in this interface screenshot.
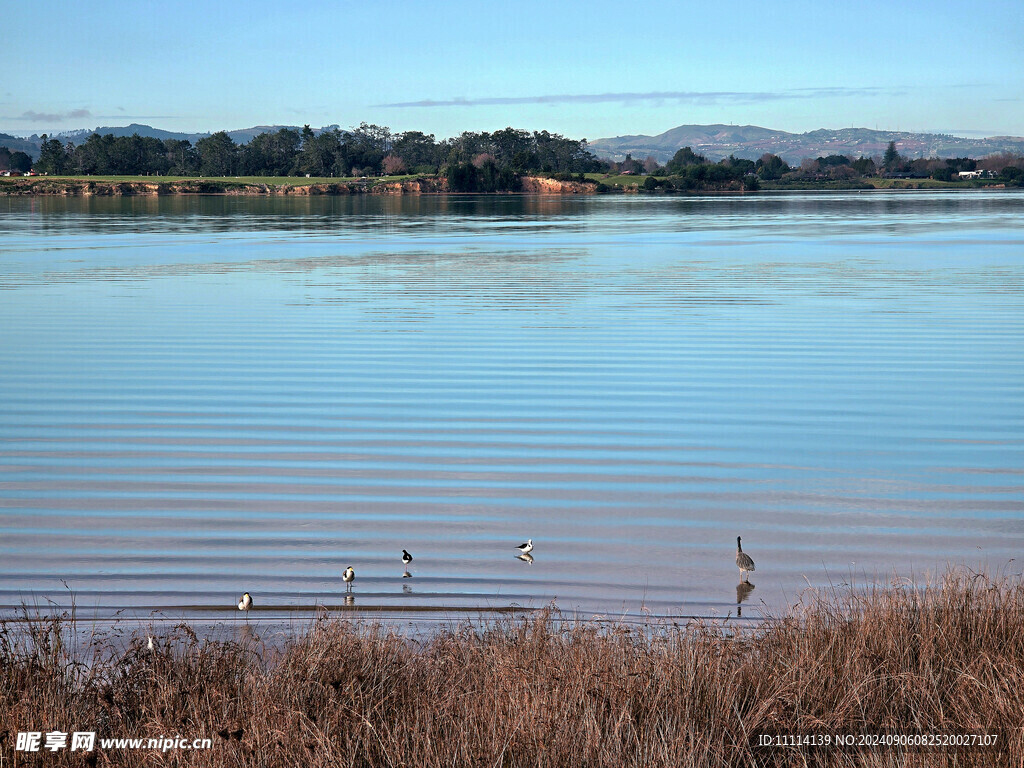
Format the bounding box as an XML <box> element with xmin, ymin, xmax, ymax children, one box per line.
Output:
<box><xmin>1</xmin><ymin>192</ymin><xmax>1022</xmax><ymax>627</ymax></box>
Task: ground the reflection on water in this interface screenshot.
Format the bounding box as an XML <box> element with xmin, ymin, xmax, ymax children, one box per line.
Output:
<box><xmin>736</xmin><ymin>580</ymin><xmax>756</xmax><ymax>618</ymax></box>
<box><xmin>1</xmin><ymin>192</ymin><xmax>1023</xmax><ymax>624</ymax></box>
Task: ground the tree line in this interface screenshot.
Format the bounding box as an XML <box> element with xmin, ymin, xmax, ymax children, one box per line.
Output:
<box><xmin>6</xmin><ymin>130</ymin><xmax>1023</xmax><ymax>190</ymax></box>
<box><xmin>18</xmin><ymin>124</ymin><xmax>603</xmax><ymax>190</ymax></box>
<box><xmin>618</xmin><ymin>141</ymin><xmax>1024</xmax><ymax>188</ymax></box>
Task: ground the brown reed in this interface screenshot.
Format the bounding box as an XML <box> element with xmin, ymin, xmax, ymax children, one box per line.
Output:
<box><xmin>1</xmin><ymin>567</ymin><xmax>1020</xmax><ymax>767</ymax></box>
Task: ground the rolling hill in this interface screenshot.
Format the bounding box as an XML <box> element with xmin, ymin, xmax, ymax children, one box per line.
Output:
<box><xmin>588</xmin><ymin>124</ymin><xmax>1024</xmax><ymax>164</ymax></box>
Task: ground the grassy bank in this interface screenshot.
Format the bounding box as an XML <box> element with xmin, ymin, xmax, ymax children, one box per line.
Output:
<box><xmin>582</xmin><ymin>171</ymin><xmax>1013</xmax><ymax>192</ymax></box>
<box><xmin>1</xmin><ymin>569</ymin><xmax>1021</xmax><ymax>766</ymax></box>
<box><xmin>0</xmin><ymin>174</ymin><xmax>430</xmax><ymax>197</ymax></box>
<box><xmin>2</xmin><ymin>174</ymin><xmax>416</xmax><ymax>185</ymax></box>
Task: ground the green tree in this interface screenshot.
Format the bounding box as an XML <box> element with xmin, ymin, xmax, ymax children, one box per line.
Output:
<box><xmin>9</xmin><ymin>151</ymin><xmax>32</xmax><ymax>172</ymax></box>
<box><xmin>665</xmin><ymin>146</ymin><xmax>707</xmax><ymax>175</ymax></box>
<box><xmin>294</xmin><ymin>128</ymin><xmax>342</xmax><ymax>177</ymax></box>
<box><xmin>392</xmin><ymin>131</ymin><xmax>442</xmax><ymax>173</ymax></box>
<box><xmin>883</xmin><ymin>141</ymin><xmax>901</xmax><ymax>171</ymax></box>
<box><xmin>446</xmin><ymin>161</ymin><xmax>478</xmax><ymax>192</ymax></box>
<box><xmin>850</xmin><ymin>156</ymin><xmax>876</xmax><ymax>176</ymax></box>
<box><xmin>722</xmin><ymin>154</ymin><xmax>756</xmax><ymax>175</ymax></box>
<box><xmin>241</xmin><ymin>129</ymin><xmax>300</xmax><ymax>175</ymax></box>
<box><xmin>36</xmin><ymin>135</ymin><xmax>72</xmax><ymax>174</ymax></box>
<box><xmin>73</xmin><ymin>133</ymin><xmax>115</xmax><ymax>174</ymax></box>
<box><xmin>196</xmin><ymin>132</ymin><xmax>238</xmax><ymax>176</ymax></box>
<box><xmin>164</xmin><ymin>139</ymin><xmax>199</xmax><ymax>175</ymax></box>
<box><xmin>819</xmin><ymin>154</ymin><xmax>851</xmax><ymax>167</ymax></box>
<box><xmin>490</xmin><ymin>127</ymin><xmax>533</xmax><ymax>168</ymax></box>
<box><xmin>532</xmin><ymin>130</ymin><xmax>598</xmax><ymax>173</ymax></box>
<box><xmin>756</xmin><ymin>153</ymin><xmax>790</xmax><ymax>180</ymax></box>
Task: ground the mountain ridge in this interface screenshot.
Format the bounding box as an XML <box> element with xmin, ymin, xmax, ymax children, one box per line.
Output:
<box><xmin>587</xmin><ymin>124</ymin><xmax>1024</xmax><ymax>164</ymax></box>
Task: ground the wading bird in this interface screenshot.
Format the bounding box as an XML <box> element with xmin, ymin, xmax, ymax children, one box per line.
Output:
<box><xmin>516</xmin><ymin>539</ymin><xmax>534</xmax><ymax>555</ymax></box>
<box><xmin>736</xmin><ymin>537</ymin><xmax>755</xmax><ymax>582</ymax></box>
<box><xmin>238</xmin><ymin>592</ymin><xmax>253</xmax><ymax>611</ymax></box>
<box><xmin>402</xmin><ymin>550</ymin><xmax>413</xmax><ymax>566</ymax></box>
<box><xmin>343</xmin><ymin>566</ymin><xmax>355</xmax><ymax>592</ymax></box>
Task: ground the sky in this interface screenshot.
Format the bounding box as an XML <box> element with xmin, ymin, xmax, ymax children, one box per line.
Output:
<box><xmin>2</xmin><ymin>0</ymin><xmax>1022</xmax><ymax>141</ymax></box>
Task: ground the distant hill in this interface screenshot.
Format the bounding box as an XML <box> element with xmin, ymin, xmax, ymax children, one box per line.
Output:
<box><xmin>588</xmin><ymin>124</ymin><xmax>1024</xmax><ymax>164</ymax></box>
<box><xmin>72</xmin><ymin>123</ymin><xmax>200</xmax><ymax>142</ymax></box>
<box><xmin>222</xmin><ymin>124</ymin><xmax>342</xmax><ymax>144</ymax></box>
<box><xmin>0</xmin><ymin>131</ymin><xmax>45</xmax><ymax>158</ymax></box>
<box><xmin>59</xmin><ymin>123</ymin><xmax>343</xmax><ymax>145</ymax></box>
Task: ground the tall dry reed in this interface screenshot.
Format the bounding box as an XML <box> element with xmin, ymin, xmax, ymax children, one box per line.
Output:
<box><xmin>1</xmin><ymin>568</ymin><xmax>1020</xmax><ymax>767</ymax></box>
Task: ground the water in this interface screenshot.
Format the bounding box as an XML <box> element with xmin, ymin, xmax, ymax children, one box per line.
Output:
<box><xmin>1</xmin><ymin>192</ymin><xmax>1022</xmax><ymax>628</ymax></box>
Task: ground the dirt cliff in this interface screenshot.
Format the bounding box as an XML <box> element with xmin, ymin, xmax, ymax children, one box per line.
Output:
<box><xmin>0</xmin><ymin>175</ymin><xmax>598</xmax><ymax>196</ymax></box>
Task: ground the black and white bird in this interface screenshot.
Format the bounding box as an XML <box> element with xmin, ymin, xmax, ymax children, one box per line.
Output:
<box><xmin>237</xmin><ymin>592</ymin><xmax>253</xmax><ymax>611</ymax></box>
<box><xmin>735</xmin><ymin>537</ymin><xmax>755</xmax><ymax>582</ymax></box>
<box><xmin>402</xmin><ymin>550</ymin><xmax>413</xmax><ymax>567</ymax></box>
<box><xmin>516</xmin><ymin>539</ymin><xmax>534</xmax><ymax>555</ymax></box>
<box><xmin>343</xmin><ymin>566</ymin><xmax>355</xmax><ymax>592</ymax></box>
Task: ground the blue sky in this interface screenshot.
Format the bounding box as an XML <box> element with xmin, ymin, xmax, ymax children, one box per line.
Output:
<box><xmin>3</xmin><ymin>0</ymin><xmax>1021</xmax><ymax>140</ymax></box>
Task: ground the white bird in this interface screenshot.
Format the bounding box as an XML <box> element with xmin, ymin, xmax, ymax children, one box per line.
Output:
<box><xmin>147</xmin><ymin>636</ymin><xmax>155</xmax><ymax>652</ymax></box>
<box><xmin>402</xmin><ymin>550</ymin><xmax>413</xmax><ymax>566</ymax></box>
<box><xmin>736</xmin><ymin>537</ymin><xmax>756</xmax><ymax>582</ymax></box>
<box><xmin>516</xmin><ymin>539</ymin><xmax>534</xmax><ymax>555</ymax></box>
<box><xmin>343</xmin><ymin>566</ymin><xmax>355</xmax><ymax>592</ymax></box>
<box><xmin>237</xmin><ymin>592</ymin><xmax>253</xmax><ymax>611</ymax></box>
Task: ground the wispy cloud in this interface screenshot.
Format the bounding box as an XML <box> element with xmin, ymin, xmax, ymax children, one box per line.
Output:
<box><xmin>15</xmin><ymin>108</ymin><xmax>92</xmax><ymax>122</ymax></box>
<box><xmin>4</xmin><ymin>109</ymin><xmax>182</xmax><ymax>126</ymax></box>
<box><xmin>378</xmin><ymin>87</ymin><xmax>900</xmax><ymax>108</ymax></box>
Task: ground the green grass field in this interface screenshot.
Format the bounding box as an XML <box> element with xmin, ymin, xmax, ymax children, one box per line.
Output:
<box><xmin>13</xmin><ymin>174</ymin><xmax>420</xmax><ymax>186</ymax></box>
<box><xmin>860</xmin><ymin>176</ymin><xmax>989</xmax><ymax>190</ymax></box>
<box><xmin>585</xmin><ymin>172</ymin><xmax>643</xmax><ymax>186</ymax></box>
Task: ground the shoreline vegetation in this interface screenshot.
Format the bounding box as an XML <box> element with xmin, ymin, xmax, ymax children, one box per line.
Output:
<box><xmin>0</xmin><ymin>174</ymin><xmax>598</xmax><ymax>197</ymax></box>
<box><xmin>2</xmin><ymin>567</ymin><xmax>1021</xmax><ymax>766</ymax></box>
<box><xmin>4</xmin><ymin>126</ymin><xmax>1022</xmax><ymax>197</ymax></box>
<box><xmin>0</xmin><ymin>173</ymin><xmax>1016</xmax><ymax>197</ymax></box>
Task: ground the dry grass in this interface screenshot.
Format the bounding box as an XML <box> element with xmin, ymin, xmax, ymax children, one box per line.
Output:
<box><xmin>1</xmin><ymin>568</ymin><xmax>1021</xmax><ymax>766</ymax></box>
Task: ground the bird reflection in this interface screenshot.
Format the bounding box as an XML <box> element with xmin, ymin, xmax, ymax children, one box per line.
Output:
<box><xmin>517</xmin><ymin>553</ymin><xmax>535</xmax><ymax>564</ymax></box>
<box><xmin>736</xmin><ymin>580</ymin><xmax>755</xmax><ymax>603</ymax></box>
<box><xmin>402</xmin><ymin>570</ymin><xmax>412</xmax><ymax>579</ymax></box>
<box><xmin>736</xmin><ymin>580</ymin><xmax>755</xmax><ymax>617</ymax></box>
<box><xmin>402</xmin><ymin>583</ymin><xmax>413</xmax><ymax>594</ymax></box>
<box><xmin>344</xmin><ymin>594</ymin><xmax>355</xmax><ymax>606</ymax></box>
